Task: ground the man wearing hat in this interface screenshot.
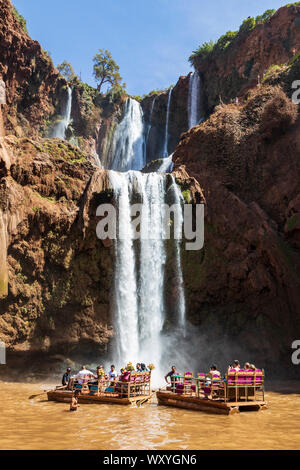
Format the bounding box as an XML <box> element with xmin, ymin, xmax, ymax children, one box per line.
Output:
<box><xmin>62</xmin><ymin>367</ymin><xmax>72</xmax><ymax>388</ymax></box>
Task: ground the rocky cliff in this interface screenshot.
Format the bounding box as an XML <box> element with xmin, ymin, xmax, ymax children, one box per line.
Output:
<box><xmin>0</xmin><ymin>134</ymin><xmax>116</xmax><ymax>373</ymax></box>
<box><xmin>193</xmin><ymin>4</ymin><xmax>300</xmax><ymax>114</ymax></box>
<box><xmin>0</xmin><ymin>0</ymin><xmax>69</xmax><ymax>137</ymax></box>
<box><xmin>174</xmin><ymin>71</ymin><xmax>300</xmax><ymax>374</ymax></box>
<box><xmin>1</xmin><ymin>0</ymin><xmax>300</xmax><ymax>377</ymax></box>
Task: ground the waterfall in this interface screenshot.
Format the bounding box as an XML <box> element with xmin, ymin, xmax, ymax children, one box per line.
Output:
<box><xmin>50</xmin><ymin>87</ymin><xmax>72</xmax><ymax>139</ymax></box>
<box><xmin>188</xmin><ymin>71</ymin><xmax>201</xmax><ymax>129</ymax></box>
<box><xmin>109</xmin><ymin>171</ymin><xmax>140</xmax><ymax>363</ymax></box>
<box><xmin>106</xmin><ymin>87</ymin><xmax>186</xmax><ymax>379</ymax></box>
<box><xmin>158</xmin><ymin>154</ymin><xmax>174</xmax><ymax>173</ymax></box>
<box><xmin>109</xmin><ymin>98</ymin><xmax>145</xmax><ymax>172</ymax></box>
<box><xmin>135</xmin><ymin>172</ymin><xmax>167</xmax><ymax>370</ymax></box>
<box><xmin>146</xmin><ymin>96</ymin><xmax>156</xmax><ymax>146</ymax></box>
<box><xmin>108</xmin><ymin>168</ymin><xmax>186</xmax><ymax>380</ymax></box>
<box><xmin>109</xmin><ymin>171</ymin><xmax>167</xmax><ymax>370</ymax></box>
<box><xmin>162</xmin><ymin>88</ymin><xmax>173</xmax><ymax>158</ymax></box>
<box><xmin>171</xmin><ymin>176</ymin><xmax>186</xmax><ymax>332</ymax></box>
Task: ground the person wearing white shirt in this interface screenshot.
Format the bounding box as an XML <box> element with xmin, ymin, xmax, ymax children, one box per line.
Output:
<box><xmin>108</xmin><ymin>365</ymin><xmax>116</xmax><ymax>381</ymax></box>
<box><xmin>75</xmin><ymin>365</ymin><xmax>96</xmax><ymax>384</ymax></box>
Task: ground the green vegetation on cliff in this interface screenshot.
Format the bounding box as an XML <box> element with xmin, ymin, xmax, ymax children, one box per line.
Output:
<box><xmin>189</xmin><ymin>9</ymin><xmax>275</xmax><ymax>66</ymax></box>
<box><xmin>12</xmin><ymin>5</ymin><xmax>28</xmax><ymax>33</ymax></box>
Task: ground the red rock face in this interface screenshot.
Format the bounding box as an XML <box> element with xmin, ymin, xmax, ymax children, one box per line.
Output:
<box><xmin>173</xmin><ymin>84</ymin><xmax>300</xmax><ymax>374</ymax></box>
<box><xmin>195</xmin><ymin>5</ymin><xmax>300</xmax><ymax>113</ymax></box>
<box><xmin>0</xmin><ymin>0</ymin><xmax>66</xmax><ymax>136</ymax></box>
<box><xmin>0</xmin><ymin>134</ymin><xmax>115</xmax><ymax>369</ymax></box>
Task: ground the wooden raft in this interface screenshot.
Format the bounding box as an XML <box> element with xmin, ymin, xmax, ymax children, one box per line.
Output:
<box><xmin>157</xmin><ymin>370</ymin><xmax>268</xmax><ymax>415</ymax></box>
<box><xmin>47</xmin><ymin>390</ymin><xmax>152</xmax><ymax>406</ymax></box>
<box><xmin>157</xmin><ymin>391</ymin><xmax>267</xmax><ymax>415</ymax></box>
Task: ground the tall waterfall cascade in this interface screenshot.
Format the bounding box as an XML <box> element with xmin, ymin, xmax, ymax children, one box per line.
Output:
<box><xmin>162</xmin><ymin>88</ymin><xmax>173</xmax><ymax>158</ymax></box>
<box><xmin>99</xmin><ymin>85</ymin><xmax>187</xmax><ymax>378</ymax></box>
<box><xmin>188</xmin><ymin>71</ymin><xmax>201</xmax><ymax>129</ymax></box>
<box><xmin>109</xmin><ymin>170</ymin><xmax>185</xmax><ymax>379</ymax></box>
<box><xmin>109</xmin><ymin>98</ymin><xmax>146</xmax><ymax>172</ymax></box>
<box><xmin>50</xmin><ymin>87</ymin><xmax>72</xmax><ymax>139</ymax></box>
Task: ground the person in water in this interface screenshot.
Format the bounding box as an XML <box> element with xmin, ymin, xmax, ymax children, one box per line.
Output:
<box><xmin>62</xmin><ymin>368</ymin><xmax>71</xmax><ymax>387</ymax></box>
<box><xmin>70</xmin><ymin>390</ymin><xmax>80</xmax><ymax>412</ymax></box>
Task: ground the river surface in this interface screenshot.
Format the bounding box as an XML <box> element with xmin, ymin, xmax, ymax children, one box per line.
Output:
<box><xmin>0</xmin><ymin>381</ymin><xmax>300</xmax><ymax>450</ymax></box>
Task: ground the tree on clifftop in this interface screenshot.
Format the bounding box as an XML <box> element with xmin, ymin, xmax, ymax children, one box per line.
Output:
<box><xmin>57</xmin><ymin>61</ymin><xmax>75</xmax><ymax>82</ymax></box>
<box><xmin>93</xmin><ymin>49</ymin><xmax>122</xmax><ymax>93</ymax></box>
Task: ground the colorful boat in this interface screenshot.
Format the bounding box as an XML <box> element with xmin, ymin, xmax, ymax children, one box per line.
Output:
<box><xmin>47</xmin><ymin>371</ymin><xmax>152</xmax><ymax>406</ymax></box>
<box><xmin>157</xmin><ymin>370</ymin><xmax>267</xmax><ymax>415</ymax></box>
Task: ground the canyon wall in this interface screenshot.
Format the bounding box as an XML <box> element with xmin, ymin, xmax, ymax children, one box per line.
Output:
<box><xmin>174</xmin><ymin>76</ymin><xmax>300</xmax><ymax>374</ymax></box>
<box><xmin>0</xmin><ymin>0</ymin><xmax>300</xmax><ymax>376</ymax></box>
<box><xmin>194</xmin><ymin>4</ymin><xmax>300</xmax><ymax>114</ymax></box>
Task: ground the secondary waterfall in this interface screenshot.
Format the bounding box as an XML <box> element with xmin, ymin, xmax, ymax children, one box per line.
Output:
<box><xmin>158</xmin><ymin>154</ymin><xmax>174</xmax><ymax>173</ymax></box>
<box><xmin>171</xmin><ymin>177</ymin><xmax>186</xmax><ymax>332</ymax></box>
<box><xmin>188</xmin><ymin>71</ymin><xmax>201</xmax><ymax>129</ymax></box>
<box><xmin>50</xmin><ymin>87</ymin><xmax>72</xmax><ymax>139</ymax></box>
<box><xmin>146</xmin><ymin>96</ymin><xmax>156</xmax><ymax>148</ymax></box>
<box><xmin>110</xmin><ymin>98</ymin><xmax>145</xmax><ymax>172</ymax></box>
<box><xmin>162</xmin><ymin>88</ymin><xmax>173</xmax><ymax>158</ymax></box>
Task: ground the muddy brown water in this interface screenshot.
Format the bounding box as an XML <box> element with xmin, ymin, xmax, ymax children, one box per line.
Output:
<box><xmin>0</xmin><ymin>381</ymin><xmax>300</xmax><ymax>450</ymax></box>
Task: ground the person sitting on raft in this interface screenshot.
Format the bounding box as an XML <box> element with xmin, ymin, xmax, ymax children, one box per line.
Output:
<box><xmin>96</xmin><ymin>365</ymin><xmax>106</xmax><ymax>380</ymax></box>
<box><xmin>62</xmin><ymin>367</ymin><xmax>71</xmax><ymax>388</ymax></box>
<box><xmin>75</xmin><ymin>366</ymin><xmax>96</xmax><ymax>384</ymax></box>
<box><xmin>228</xmin><ymin>360</ymin><xmax>241</xmax><ymax>372</ymax></box>
<box><xmin>203</xmin><ymin>365</ymin><xmax>221</xmax><ymax>399</ymax></box>
<box><xmin>70</xmin><ymin>390</ymin><xmax>80</xmax><ymax>412</ymax></box>
<box><xmin>209</xmin><ymin>364</ymin><xmax>221</xmax><ymax>377</ymax></box>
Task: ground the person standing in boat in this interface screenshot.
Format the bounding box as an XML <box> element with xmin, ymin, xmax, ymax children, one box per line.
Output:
<box><xmin>75</xmin><ymin>365</ymin><xmax>96</xmax><ymax>384</ymax></box>
<box><xmin>165</xmin><ymin>366</ymin><xmax>180</xmax><ymax>392</ymax></box>
<box><xmin>62</xmin><ymin>367</ymin><xmax>71</xmax><ymax>388</ymax></box>
<box><xmin>108</xmin><ymin>365</ymin><xmax>117</xmax><ymax>381</ymax></box>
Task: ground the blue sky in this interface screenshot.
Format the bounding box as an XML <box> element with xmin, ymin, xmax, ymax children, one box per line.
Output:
<box><xmin>13</xmin><ymin>0</ymin><xmax>290</xmax><ymax>96</ymax></box>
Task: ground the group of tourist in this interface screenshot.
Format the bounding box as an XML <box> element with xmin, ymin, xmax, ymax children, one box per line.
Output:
<box><xmin>62</xmin><ymin>363</ymin><xmax>151</xmax><ymax>388</ymax></box>
<box><xmin>63</xmin><ymin>363</ymin><xmax>152</xmax><ymax>412</ymax></box>
<box><xmin>164</xmin><ymin>360</ymin><xmax>257</xmax><ymax>384</ymax></box>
